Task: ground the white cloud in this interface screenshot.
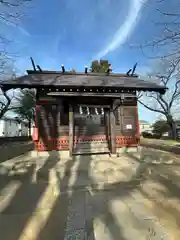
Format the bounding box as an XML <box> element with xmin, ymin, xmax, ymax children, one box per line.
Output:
<box><xmin>0</xmin><ymin>16</ymin><xmax>30</xmax><ymax>37</ymax></box>
<box><xmin>95</xmin><ymin>0</ymin><xmax>147</xmax><ymax>59</ymax></box>
<box><xmin>17</xmin><ymin>25</ymin><xmax>30</xmax><ymax>37</ymax></box>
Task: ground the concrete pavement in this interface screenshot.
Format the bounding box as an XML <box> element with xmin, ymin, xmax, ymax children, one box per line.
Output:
<box><xmin>140</xmin><ymin>139</ymin><xmax>180</xmax><ymax>155</ymax></box>
<box><xmin>0</xmin><ymin>150</ymin><xmax>174</xmax><ymax>239</ymax></box>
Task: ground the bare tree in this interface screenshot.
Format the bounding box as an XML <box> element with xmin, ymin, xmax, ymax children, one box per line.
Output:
<box><xmin>141</xmin><ymin>0</ymin><xmax>180</xmax><ymax>59</ymax></box>
<box><xmin>0</xmin><ymin>0</ymin><xmax>32</xmax><ymax>68</ymax></box>
<box><xmin>0</xmin><ymin>0</ymin><xmax>32</xmax><ymax>119</ymax></box>
<box><xmin>0</xmin><ymin>0</ymin><xmax>31</xmax><ymax>47</ymax></box>
<box><xmin>0</xmin><ymin>0</ymin><xmax>32</xmax><ymax>70</ymax></box>
<box><xmin>0</xmin><ymin>89</ymin><xmax>15</xmax><ymax>119</ymax></box>
<box><xmin>138</xmin><ymin>57</ymin><xmax>180</xmax><ymax>139</ymax></box>
<box><xmin>0</xmin><ymin>83</ymin><xmax>21</xmax><ymax>119</ymax></box>
<box><xmin>0</xmin><ymin>0</ymin><xmax>31</xmax><ymax>29</ymax></box>
<box><xmin>13</xmin><ymin>89</ymin><xmax>36</xmax><ymax>135</ymax></box>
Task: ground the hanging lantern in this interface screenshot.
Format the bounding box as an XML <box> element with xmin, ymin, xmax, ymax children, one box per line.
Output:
<box><xmin>101</xmin><ymin>108</ymin><xmax>104</xmax><ymax>115</ymax></box>
<box><xmin>95</xmin><ymin>107</ymin><xmax>98</xmax><ymax>115</ymax></box>
<box><xmin>86</xmin><ymin>106</ymin><xmax>90</xmax><ymax>115</ymax></box>
<box><xmin>79</xmin><ymin>106</ymin><xmax>83</xmax><ymax>115</ymax></box>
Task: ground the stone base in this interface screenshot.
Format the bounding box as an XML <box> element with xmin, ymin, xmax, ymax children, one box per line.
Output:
<box><xmin>109</xmin><ymin>153</ymin><xmax>117</xmax><ymax>158</ymax></box>
<box><xmin>116</xmin><ymin>146</ymin><xmax>139</xmax><ymax>154</ymax></box>
<box><xmin>31</xmin><ymin>150</ymin><xmax>70</xmax><ymax>159</ymax></box>
<box><xmin>31</xmin><ymin>147</ymin><xmax>138</xmax><ymax>159</ymax></box>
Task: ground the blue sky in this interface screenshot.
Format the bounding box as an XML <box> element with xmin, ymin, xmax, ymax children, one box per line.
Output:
<box><xmin>0</xmin><ymin>0</ymin><xmax>176</xmax><ymax>122</ymax></box>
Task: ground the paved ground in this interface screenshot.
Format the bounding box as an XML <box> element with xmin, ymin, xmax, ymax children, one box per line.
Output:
<box><xmin>140</xmin><ymin>138</ymin><xmax>180</xmax><ymax>155</ymax></box>
<box><xmin>0</xmin><ymin>148</ymin><xmax>180</xmax><ymax>239</ymax></box>
<box><xmin>0</xmin><ymin>141</ymin><xmax>33</xmax><ymax>163</ymax></box>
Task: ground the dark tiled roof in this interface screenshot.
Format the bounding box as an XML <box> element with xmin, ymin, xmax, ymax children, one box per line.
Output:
<box><xmin>1</xmin><ymin>71</ymin><xmax>166</xmax><ymax>93</ymax></box>
<box><xmin>47</xmin><ymin>92</ymin><xmax>136</xmax><ymax>97</ymax></box>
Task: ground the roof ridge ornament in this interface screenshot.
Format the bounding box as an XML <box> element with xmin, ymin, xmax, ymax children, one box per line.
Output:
<box><xmin>126</xmin><ymin>63</ymin><xmax>138</xmax><ymax>76</ymax></box>
<box><xmin>30</xmin><ymin>57</ymin><xmax>37</xmax><ymax>71</ymax></box>
<box><xmin>85</xmin><ymin>66</ymin><xmax>88</xmax><ymax>74</ymax></box>
<box><xmin>106</xmin><ymin>64</ymin><xmax>112</xmax><ymax>75</ymax></box>
<box><xmin>61</xmin><ymin>65</ymin><xmax>65</xmax><ymax>73</ymax></box>
<box><xmin>30</xmin><ymin>57</ymin><xmax>43</xmax><ymax>72</ymax></box>
<box><xmin>126</xmin><ymin>69</ymin><xmax>132</xmax><ymax>76</ymax></box>
<box><xmin>37</xmin><ymin>65</ymin><xmax>42</xmax><ymax>72</ymax></box>
<box><xmin>131</xmin><ymin>63</ymin><xmax>137</xmax><ymax>76</ymax></box>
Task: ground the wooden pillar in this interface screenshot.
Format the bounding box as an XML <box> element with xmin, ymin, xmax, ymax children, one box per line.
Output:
<box><xmin>69</xmin><ymin>104</ymin><xmax>74</xmax><ymax>156</ymax></box>
<box><xmin>110</xmin><ymin>102</ymin><xmax>116</xmax><ymax>154</ymax></box>
<box><xmin>105</xmin><ymin>109</ymin><xmax>110</xmax><ymax>148</ymax></box>
<box><xmin>135</xmin><ymin>105</ymin><xmax>140</xmax><ymax>140</ymax></box>
<box><xmin>34</xmin><ymin>89</ymin><xmax>39</xmax><ymax>141</ymax></box>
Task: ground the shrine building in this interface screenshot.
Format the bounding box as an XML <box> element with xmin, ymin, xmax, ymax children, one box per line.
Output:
<box><xmin>1</xmin><ymin>65</ymin><xmax>166</xmax><ymax>156</ymax></box>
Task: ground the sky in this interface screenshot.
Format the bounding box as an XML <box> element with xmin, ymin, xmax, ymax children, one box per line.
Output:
<box><xmin>0</xmin><ymin>0</ymin><xmax>177</xmax><ymax>123</ymax></box>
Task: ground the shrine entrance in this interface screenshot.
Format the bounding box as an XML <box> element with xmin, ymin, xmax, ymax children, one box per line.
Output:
<box><xmin>73</xmin><ymin>105</ymin><xmax>110</xmax><ymax>154</ymax></box>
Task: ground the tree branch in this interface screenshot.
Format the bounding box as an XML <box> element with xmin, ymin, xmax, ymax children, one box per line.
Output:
<box><xmin>1</xmin><ymin>88</ymin><xmax>11</xmax><ymax>105</ymax></box>
<box><xmin>0</xmin><ymin>88</ymin><xmax>16</xmax><ymax>118</ymax></box>
<box><xmin>169</xmin><ymin>79</ymin><xmax>180</xmax><ymax>109</ymax></box>
<box><xmin>157</xmin><ymin>93</ymin><xmax>169</xmax><ymax>111</ymax></box>
<box><xmin>138</xmin><ymin>99</ymin><xmax>165</xmax><ymax>115</ymax></box>
<box><xmin>156</xmin><ymin>9</ymin><xmax>180</xmax><ymax>17</ymax></box>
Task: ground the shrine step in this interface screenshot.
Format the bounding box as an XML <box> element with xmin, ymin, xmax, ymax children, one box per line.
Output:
<box><xmin>73</xmin><ymin>142</ymin><xmax>109</xmax><ymax>148</ymax></box>
<box><xmin>73</xmin><ymin>141</ymin><xmax>109</xmax><ymax>154</ymax></box>
<box><xmin>73</xmin><ymin>147</ymin><xmax>110</xmax><ymax>154</ymax></box>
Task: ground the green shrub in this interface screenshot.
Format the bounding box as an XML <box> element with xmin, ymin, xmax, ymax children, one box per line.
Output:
<box><xmin>142</xmin><ymin>132</ymin><xmax>153</xmax><ymax>138</ymax></box>
<box><xmin>152</xmin><ymin>133</ymin><xmax>161</xmax><ymax>139</ymax></box>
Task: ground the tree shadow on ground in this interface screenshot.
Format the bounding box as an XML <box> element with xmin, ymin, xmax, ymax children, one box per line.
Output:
<box><xmin>69</xmin><ymin>129</ymin><xmax>130</xmax><ymax>239</ymax></box>
<box><xmin>1</xmin><ymin>108</ymin><xmax>179</xmax><ymax>240</ymax></box>
<box><xmin>0</xmin><ymin>162</ymin><xmax>45</xmax><ymax>240</ymax></box>
<box><xmin>0</xmin><ymin>139</ymin><xmax>176</xmax><ymax>239</ymax></box>
<box><xmin>33</xmin><ymin>106</ymin><xmax>180</xmax><ymax>239</ymax></box>
<box><xmin>125</xmin><ymin>146</ymin><xmax>180</xmax><ymax>237</ymax></box>
<box><xmin>140</xmin><ymin>141</ymin><xmax>180</xmax><ymax>155</ymax></box>
<box><xmin>0</xmin><ymin>104</ymin><xmax>69</xmax><ymax>240</ymax></box>
<box><xmin>36</xmin><ymin>113</ymin><xmax>135</xmax><ymax>240</ymax></box>
<box><xmin>0</xmin><ymin>141</ymin><xmax>33</xmax><ymax>163</ymax></box>
<box><xmin>28</xmin><ymin>134</ymin><xmax>174</xmax><ymax>239</ymax></box>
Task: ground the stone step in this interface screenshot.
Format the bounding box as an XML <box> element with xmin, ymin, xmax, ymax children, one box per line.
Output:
<box><xmin>73</xmin><ymin>142</ymin><xmax>109</xmax><ymax>154</ymax></box>
<box><xmin>73</xmin><ymin>142</ymin><xmax>109</xmax><ymax>148</ymax></box>
<box><xmin>73</xmin><ymin>148</ymin><xmax>110</xmax><ymax>154</ymax></box>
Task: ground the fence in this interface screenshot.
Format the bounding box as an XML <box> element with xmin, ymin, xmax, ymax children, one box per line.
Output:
<box><xmin>0</xmin><ymin>136</ymin><xmax>32</xmax><ymax>145</ymax></box>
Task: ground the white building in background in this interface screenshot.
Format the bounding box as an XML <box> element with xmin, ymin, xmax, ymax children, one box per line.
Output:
<box><xmin>139</xmin><ymin>120</ymin><xmax>153</xmax><ymax>134</ymax></box>
<box><xmin>0</xmin><ymin>117</ymin><xmax>28</xmax><ymax>137</ymax></box>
